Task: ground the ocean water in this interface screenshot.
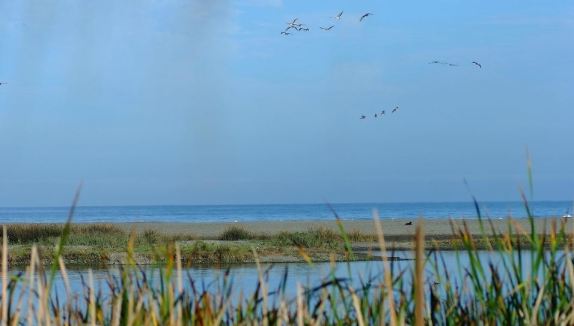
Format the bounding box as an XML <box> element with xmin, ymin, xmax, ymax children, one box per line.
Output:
<box><xmin>0</xmin><ymin>201</ymin><xmax>571</xmax><ymax>223</ymax></box>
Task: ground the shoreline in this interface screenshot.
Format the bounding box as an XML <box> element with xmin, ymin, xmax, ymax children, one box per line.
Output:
<box><xmin>112</xmin><ymin>217</ymin><xmax>572</xmax><ymax>238</ymax></box>
<box><xmin>4</xmin><ymin>217</ymin><xmax>572</xmax><ymax>266</ymax></box>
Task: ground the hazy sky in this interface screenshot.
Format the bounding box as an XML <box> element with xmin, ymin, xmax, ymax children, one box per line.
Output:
<box><xmin>0</xmin><ymin>0</ymin><xmax>573</xmax><ymax>206</ymax></box>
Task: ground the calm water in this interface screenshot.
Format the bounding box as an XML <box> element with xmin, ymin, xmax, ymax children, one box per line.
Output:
<box><xmin>0</xmin><ymin>201</ymin><xmax>571</xmax><ymax>223</ymax></box>
<box><xmin>4</xmin><ymin>251</ymin><xmax>550</xmax><ymax>308</ymax></box>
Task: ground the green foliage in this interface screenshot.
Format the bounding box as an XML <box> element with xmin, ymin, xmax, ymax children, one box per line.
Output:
<box><xmin>219</xmin><ymin>226</ymin><xmax>255</xmax><ymax>241</ymax></box>
<box><xmin>272</xmin><ymin>228</ymin><xmax>341</xmax><ymax>248</ymax></box>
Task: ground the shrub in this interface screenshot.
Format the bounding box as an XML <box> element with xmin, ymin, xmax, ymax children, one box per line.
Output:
<box><xmin>219</xmin><ymin>226</ymin><xmax>254</xmax><ymax>241</ymax></box>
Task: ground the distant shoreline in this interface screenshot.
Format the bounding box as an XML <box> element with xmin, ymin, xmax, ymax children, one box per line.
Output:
<box><xmin>6</xmin><ymin>217</ymin><xmax>570</xmax><ymax>238</ymax></box>
<box><xmin>105</xmin><ymin>217</ymin><xmax>571</xmax><ymax>238</ymax></box>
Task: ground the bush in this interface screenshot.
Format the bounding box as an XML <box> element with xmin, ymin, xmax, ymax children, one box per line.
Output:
<box><xmin>273</xmin><ymin>228</ymin><xmax>340</xmax><ymax>248</ymax></box>
<box><xmin>219</xmin><ymin>226</ymin><xmax>254</xmax><ymax>241</ymax></box>
<box><xmin>142</xmin><ymin>229</ymin><xmax>161</xmax><ymax>244</ymax></box>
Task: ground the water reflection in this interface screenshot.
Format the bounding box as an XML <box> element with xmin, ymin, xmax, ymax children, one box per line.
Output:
<box><xmin>4</xmin><ymin>250</ymin><xmax>561</xmax><ymax>307</ymax></box>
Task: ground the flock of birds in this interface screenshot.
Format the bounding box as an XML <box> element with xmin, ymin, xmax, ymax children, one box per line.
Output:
<box><xmin>429</xmin><ymin>60</ymin><xmax>483</xmax><ymax>69</ymax></box>
<box><xmin>360</xmin><ymin>105</ymin><xmax>399</xmax><ymax>120</ymax></box>
<box><xmin>280</xmin><ymin>11</ymin><xmax>373</xmax><ymax>36</ymax></box>
<box><xmin>278</xmin><ymin>11</ymin><xmax>483</xmax><ymax>121</ymax></box>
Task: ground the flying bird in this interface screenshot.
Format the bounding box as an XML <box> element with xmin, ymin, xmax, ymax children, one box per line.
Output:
<box><xmin>286</xmin><ymin>18</ymin><xmax>303</xmax><ymax>29</ymax></box>
<box><xmin>392</xmin><ymin>106</ymin><xmax>399</xmax><ymax>113</ymax></box>
<box><xmin>288</xmin><ymin>18</ymin><xmax>298</xmax><ymax>25</ymax></box>
<box><xmin>334</xmin><ymin>11</ymin><xmax>343</xmax><ymax>20</ymax></box>
<box><xmin>429</xmin><ymin>60</ymin><xmax>458</xmax><ymax>66</ymax></box>
<box><xmin>281</xmin><ymin>31</ymin><xmax>291</xmax><ymax>36</ymax></box>
<box><xmin>298</xmin><ymin>27</ymin><xmax>310</xmax><ymax>32</ymax></box>
<box><xmin>320</xmin><ymin>25</ymin><xmax>335</xmax><ymax>31</ymax></box>
<box><xmin>374</xmin><ymin>113</ymin><xmax>378</xmax><ymax>118</ymax></box>
<box><xmin>472</xmin><ymin>61</ymin><xmax>482</xmax><ymax>68</ymax></box>
<box><xmin>360</xmin><ymin>115</ymin><xmax>366</xmax><ymax>119</ymax></box>
<box><xmin>0</xmin><ymin>82</ymin><xmax>5</xmax><ymax>86</ymax></box>
<box><xmin>380</xmin><ymin>110</ymin><xmax>386</xmax><ymax>115</ymax></box>
<box><xmin>360</xmin><ymin>13</ymin><xmax>373</xmax><ymax>22</ymax></box>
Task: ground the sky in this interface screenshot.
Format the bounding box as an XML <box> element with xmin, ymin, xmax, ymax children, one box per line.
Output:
<box><xmin>0</xmin><ymin>0</ymin><xmax>573</xmax><ymax>206</ymax></box>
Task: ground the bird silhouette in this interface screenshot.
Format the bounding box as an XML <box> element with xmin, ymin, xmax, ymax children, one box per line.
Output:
<box><xmin>360</xmin><ymin>13</ymin><xmax>373</xmax><ymax>22</ymax></box>
<box><xmin>380</xmin><ymin>110</ymin><xmax>386</xmax><ymax>115</ymax></box>
<box><xmin>392</xmin><ymin>106</ymin><xmax>399</xmax><ymax>113</ymax></box>
<box><xmin>429</xmin><ymin>60</ymin><xmax>458</xmax><ymax>66</ymax></box>
<box><xmin>288</xmin><ymin>18</ymin><xmax>298</xmax><ymax>25</ymax></box>
<box><xmin>334</xmin><ymin>11</ymin><xmax>343</xmax><ymax>20</ymax></box>
<box><xmin>281</xmin><ymin>31</ymin><xmax>291</xmax><ymax>36</ymax></box>
<box><xmin>472</xmin><ymin>61</ymin><xmax>482</xmax><ymax>68</ymax></box>
<box><xmin>320</xmin><ymin>25</ymin><xmax>335</xmax><ymax>31</ymax></box>
<box><xmin>286</xmin><ymin>18</ymin><xmax>302</xmax><ymax>30</ymax></box>
<box><xmin>405</xmin><ymin>221</ymin><xmax>413</xmax><ymax>226</ymax></box>
<box><xmin>360</xmin><ymin>115</ymin><xmax>366</xmax><ymax>119</ymax></box>
<box><xmin>374</xmin><ymin>113</ymin><xmax>378</xmax><ymax>118</ymax></box>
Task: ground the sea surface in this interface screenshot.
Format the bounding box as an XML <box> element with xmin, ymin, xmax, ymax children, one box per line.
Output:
<box><xmin>0</xmin><ymin>201</ymin><xmax>571</xmax><ymax>223</ymax></box>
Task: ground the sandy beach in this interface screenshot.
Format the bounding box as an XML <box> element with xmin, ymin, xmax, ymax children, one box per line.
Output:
<box><xmin>116</xmin><ymin>217</ymin><xmax>572</xmax><ymax>239</ymax></box>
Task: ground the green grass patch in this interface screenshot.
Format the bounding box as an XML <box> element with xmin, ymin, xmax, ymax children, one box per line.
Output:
<box><xmin>219</xmin><ymin>226</ymin><xmax>256</xmax><ymax>240</ymax></box>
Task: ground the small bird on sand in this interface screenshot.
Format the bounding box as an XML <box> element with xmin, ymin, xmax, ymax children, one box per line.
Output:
<box><xmin>320</xmin><ymin>25</ymin><xmax>335</xmax><ymax>31</ymax></box>
<box><xmin>360</xmin><ymin>13</ymin><xmax>373</xmax><ymax>22</ymax></box>
<box><xmin>392</xmin><ymin>106</ymin><xmax>399</xmax><ymax>113</ymax></box>
<box><xmin>333</xmin><ymin>11</ymin><xmax>343</xmax><ymax>20</ymax></box>
<box><xmin>405</xmin><ymin>221</ymin><xmax>413</xmax><ymax>226</ymax></box>
<box><xmin>472</xmin><ymin>61</ymin><xmax>482</xmax><ymax>68</ymax></box>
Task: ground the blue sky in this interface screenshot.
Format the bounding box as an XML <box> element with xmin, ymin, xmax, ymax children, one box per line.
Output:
<box><xmin>0</xmin><ymin>0</ymin><xmax>573</xmax><ymax>206</ymax></box>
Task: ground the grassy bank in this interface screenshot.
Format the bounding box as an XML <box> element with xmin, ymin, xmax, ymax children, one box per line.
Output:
<box><xmin>2</xmin><ymin>224</ymin><xmax>381</xmax><ymax>265</ymax></box>
<box><xmin>3</xmin><ymin>220</ymin><xmax>572</xmax><ymax>266</ymax></box>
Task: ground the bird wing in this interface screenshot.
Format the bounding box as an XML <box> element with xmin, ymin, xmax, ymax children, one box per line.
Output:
<box><xmin>360</xmin><ymin>13</ymin><xmax>372</xmax><ymax>21</ymax></box>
